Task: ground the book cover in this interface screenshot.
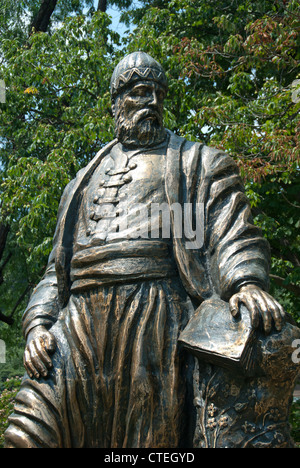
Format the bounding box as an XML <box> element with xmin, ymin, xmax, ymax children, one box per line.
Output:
<box><xmin>179</xmin><ymin>295</ymin><xmax>255</xmax><ymax>373</ymax></box>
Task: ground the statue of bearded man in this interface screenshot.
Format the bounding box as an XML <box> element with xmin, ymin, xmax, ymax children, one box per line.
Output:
<box><xmin>4</xmin><ymin>52</ymin><xmax>298</xmax><ymax>449</ymax></box>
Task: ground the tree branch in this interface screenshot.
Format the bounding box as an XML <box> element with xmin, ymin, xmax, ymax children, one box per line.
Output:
<box><xmin>0</xmin><ymin>311</ymin><xmax>14</xmax><ymax>326</ymax></box>
<box><xmin>0</xmin><ymin>252</ymin><xmax>12</xmax><ymax>286</ymax></box>
<box><xmin>10</xmin><ymin>284</ymin><xmax>32</xmax><ymax>318</ymax></box>
<box><xmin>270</xmin><ymin>274</ymin><xmax>300</xmax><ymax>297</ymax></box>
<box><xmin>271</xmin><ymin>244</ymin><xmax>300</xmax><ymax>269</ymax></box>
<box><xmin>97</xmin><ymin>0</ymin><xmax>107</xmax><ymax>12</ymax></box>
<box><xmin>280</xmin><ymin>192</ymin><xmax>300</xmax><ymax>209</ymax></box>
<box><xmin>0</xmin><ymin>223</ymin><xmax>9</xmax><ymax>261</ymax></box>
<box><xmin>30</xmin><ymin>0</ymin><xmax>58</xmax><ymax>33</ymax></box>
<box><xmin>0</xmin><ymin>284</ymin><xmax>32</xmax><ymax>326</ymax></box>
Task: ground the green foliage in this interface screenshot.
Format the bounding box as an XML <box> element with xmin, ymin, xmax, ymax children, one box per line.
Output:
<box><xmin>0</xmin><ymin>0</ymin><xmax>298</xmax><ymax>334</ymax></box>
<box><xmin>0</xmin><ymin>12</ymin><xmax>122</xmax><ymax>323</ymax></box>
<box><xmin>0</xmin><ymin>0</ymin><xmax>96</xmax><ymax>40</ymax></box>
<box><xmin>251</xmin><ymin>175</ymin><xmax>300</xmax><ymax>323</ymax></box>
<box><xmin>0</xmin><ymin>348</ymin><xmax>24</xmax><ymax>393</ymax></box>
<box><xmin>290</xmin><ymin>398</ymin><xmax>300</xmax><ymax>445</ymax></box>
<box><xmin>125</xmin><ymin>0</ymin><xmax>300</xmax><ymax>173</ymax></box>
<box><xmin>0</xmin><ymin>376</ymin><xmax>22</xmax><ymax>448</ymax></box>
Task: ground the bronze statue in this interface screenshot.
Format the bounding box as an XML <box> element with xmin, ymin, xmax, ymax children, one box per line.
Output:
<box><xmin>5</xmin><ymin>52</ymin><xmax>300</xmax><ymax>448</ymax></box>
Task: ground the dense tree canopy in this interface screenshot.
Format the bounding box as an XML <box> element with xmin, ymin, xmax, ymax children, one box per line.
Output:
<box><xmin>0</xmin><ymin>12</ymin><xmax>121</xmax><ymax>338</ymax></box>
<box><xmin>0</xmin><ymin>0</ymin><xmax>299</xmax><ymax>363</ymax></box>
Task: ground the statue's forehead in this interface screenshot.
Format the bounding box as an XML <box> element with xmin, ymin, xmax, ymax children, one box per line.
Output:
<box><xmin>126</xmin><ymin>80</ymin><xmax>166</xmax><ymax>92</ymax></box>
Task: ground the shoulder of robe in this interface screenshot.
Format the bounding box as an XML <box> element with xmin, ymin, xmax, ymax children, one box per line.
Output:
<box><xmin>200</xmin><ymin>144</ymin><xmax>240</xmax><ymax>178</ymax></box>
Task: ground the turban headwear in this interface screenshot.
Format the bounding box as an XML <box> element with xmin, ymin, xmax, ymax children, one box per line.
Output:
<box><xmin>110</xmin><ymin>52</ymin><xmax>168</xmax><ymax>100</ymax></box>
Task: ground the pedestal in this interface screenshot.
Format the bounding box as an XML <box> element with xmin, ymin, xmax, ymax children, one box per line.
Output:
<box><xmin>192</xmin><ymin>318</ymin><xmax>300</xmax><ymax>448</ymax></box>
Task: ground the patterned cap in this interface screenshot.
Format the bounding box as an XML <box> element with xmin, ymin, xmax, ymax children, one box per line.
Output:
<box><xmin>110</xmin><ymin>52</ymin><xmax>168</xmax><ymax>99</ymax></box>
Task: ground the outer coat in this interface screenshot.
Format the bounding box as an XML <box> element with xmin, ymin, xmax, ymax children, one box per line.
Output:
<box><xmin>22</xmin><ymin>130</ymin><xmax>270</xmax><ymax>338</ymax></box>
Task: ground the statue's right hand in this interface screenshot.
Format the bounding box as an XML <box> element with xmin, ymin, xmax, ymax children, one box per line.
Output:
<box><xmin>24</xmin><ymin>325</ymin><xmax>56</xmax><ymax>379</ymax></box>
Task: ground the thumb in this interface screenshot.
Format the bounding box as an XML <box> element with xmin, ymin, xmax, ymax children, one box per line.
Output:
<box><xmin>229</xmin><ymin>295</ymin><xmax>241</xmax><ymax>318</ymax></box>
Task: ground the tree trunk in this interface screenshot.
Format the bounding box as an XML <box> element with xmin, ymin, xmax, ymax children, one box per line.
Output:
<box><xmin>0</xmin><ymin>224</ymin><xmax>13</xmax><ymax>325</ymax></box>
<box><xmin>30</xmin><ymin>0</ymin><xmax>59</xmax><ymax>33</ymax></box>
<box><xmin>0</xmin><ymin>311</ymin><xmax>14</xmax><ymax>326</ymax></box>
<box><xmin>0</xmin><ymin>223</ymin><xmax>9</xmax><ymax>263</ymax></box>
<box><xmin>97</xmin><ymin>0</ymin><xmax>108</xmax><ymax>12</ymax></box>
<box><xmin>0</xmin><ymin>223</ymin><xmax>10</xmax><ymax>285</ymax></box>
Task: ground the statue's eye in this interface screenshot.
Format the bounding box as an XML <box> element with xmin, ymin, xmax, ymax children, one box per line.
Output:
<box><xmin>131</xmin><ymin>86</ymin><xmax>151</xmax><ymax>97</ymax></box>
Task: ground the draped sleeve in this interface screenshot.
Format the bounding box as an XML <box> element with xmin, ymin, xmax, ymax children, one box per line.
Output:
<box><xmin>197</xmin><ymin>146</ymin><xmax>270</xmax><ymax>301</ymax></box>
<box><xmin>22</xmin><ymin>179</ymin><xmax>75</xmax><ymax>338</ymax></box>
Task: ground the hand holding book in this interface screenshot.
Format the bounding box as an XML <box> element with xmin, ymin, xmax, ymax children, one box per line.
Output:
<box><xmin>229</xmin><ymin>284</ymin><xmax>286</xmax><ymax>335</ymax></box>
<box><xmin>179</xmin><ymin>286</ymin><xmax>288</xmax><ymax>375</ymax></box>
<box><xmin>179</xmin><ymin>295</ymin><xmax>256</xmax><ymax>374</ymax></box>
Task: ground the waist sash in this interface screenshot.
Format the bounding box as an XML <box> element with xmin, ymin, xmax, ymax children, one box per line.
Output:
<box><xmin>70</xmin><ymin>239</ymin><xmax>177</xmax><ymax>291</ymax></box>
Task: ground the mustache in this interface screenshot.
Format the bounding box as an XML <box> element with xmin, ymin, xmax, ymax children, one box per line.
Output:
<box><xmin>115</xmin><ymin>105</ymin><xmax>162</xmax><ymax>127</ymax></box>
<box><xmin>133</xmin><ymin>108</ymin><xmax>161</xmax><ymax>124</ymax></box>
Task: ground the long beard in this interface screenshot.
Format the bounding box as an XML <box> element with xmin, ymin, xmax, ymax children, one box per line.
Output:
<box><xmin>115</xmin><ymin>108</ymin><xmax>166</xmax><ymax>148</ymax></box>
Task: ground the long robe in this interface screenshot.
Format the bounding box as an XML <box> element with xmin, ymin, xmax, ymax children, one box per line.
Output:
<box><xmin>4</xmin><ymin>130</ymin><xmax>270</xmax><ymax>448</ymax></box>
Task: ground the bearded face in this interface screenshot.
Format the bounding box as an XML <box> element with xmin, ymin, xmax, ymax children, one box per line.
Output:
<box><xmin>113</xmin><ymin>80</ymin><xmax>167</xmax><ymax>148</ymax></box>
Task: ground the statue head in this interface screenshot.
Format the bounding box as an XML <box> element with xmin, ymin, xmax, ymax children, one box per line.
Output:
<box><xmin>110</xmin><ymin>52</ymin><xmax>168</xmax><ymax>148</ymax></box>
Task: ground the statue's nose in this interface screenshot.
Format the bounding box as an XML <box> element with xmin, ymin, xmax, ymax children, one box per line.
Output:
<box><xmin>149</xmin><ymin>90</ymin><xmax>159</xmax><ymax>107</ymax></box>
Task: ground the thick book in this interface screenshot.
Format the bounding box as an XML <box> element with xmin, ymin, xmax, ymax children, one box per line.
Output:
<box><xmin>179</xmin><ymin>295</ymin><xmax>255</xmax><ymax>374</ymax></box>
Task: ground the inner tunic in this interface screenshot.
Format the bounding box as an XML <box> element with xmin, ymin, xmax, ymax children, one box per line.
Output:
<box><xmin>70</xmin><ymin>137</ymin><xmax>178</xmax><ymax>291</ymax></box>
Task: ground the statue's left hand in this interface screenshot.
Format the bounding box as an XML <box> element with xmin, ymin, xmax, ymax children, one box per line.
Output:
<box><xmin>229</xmin><ymin>284</ymin><xmax>286</xmax><ymax>334</ymax></box>
<box><xmin>24</xmin><ymin>325</ymin><xmax>56</xmax><ymax>379</ymax></box>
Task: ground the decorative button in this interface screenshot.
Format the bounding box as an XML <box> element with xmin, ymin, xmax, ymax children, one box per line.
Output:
<box><xmin>128</xmin><ymin>162</ymin><xmax>137</xmax><ymax>170</ymax></box>
<box><xmin>103</xmin><ymin>180</ymin><xmax>125</xmax><ymax>187</ymax></box>
<box><xmin>123</xmin><ymin>174</ymin><xmax>132</xmax><ymax>183</ymax></box>
<box><xmin>98</xmin><ymin>197</ymin><xmax>120</xmax><ymax>204</ymax></box>
<box><xmin>106</xmin><ymin>167</ymin><xmax>130</xmax><ymax>176</ymax></box>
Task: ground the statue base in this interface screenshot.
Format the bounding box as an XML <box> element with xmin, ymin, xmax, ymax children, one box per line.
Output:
<box><xmin>190</xmin><ymin>313</ymin><xmax>300</xmax><ymax>448</ymax></box>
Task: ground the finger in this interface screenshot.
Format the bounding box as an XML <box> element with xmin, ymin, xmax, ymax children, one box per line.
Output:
<box><xmin>277</xmin><ymin>301</ymin><xmax>286</xmax><ymax>321</ymax></box>
<box><xmin>243</xmin><ymin>294</ymin><xmax>260</xmax><ymax>330</ymax></box>
<box><xmin>29</xmin><ymin>341</ymin><xmax>48</xmax><ymax>378</ymax></box>
<box><xmin>264</xmin><ymin>296</ymin><xmax>285</xmax><ymax>332</ymax></box>
<box><xmin>229</xmin><ymin>295</ymin><xmax>241</xmax><ymax>318</ymax></box>
<box><xmin>35</xmin><ymin>337</ymin><xmax>53</xmax><ymax>371</ymax></box>
<box><xmin>23</xmin><ymin>346</ymin><xmax>37</xmax><ymax>379</ymax></box>
<box><xmin>252</xmin><ymin>292</ymin><xmax>272</xmax><ymax>334</ymax></box>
